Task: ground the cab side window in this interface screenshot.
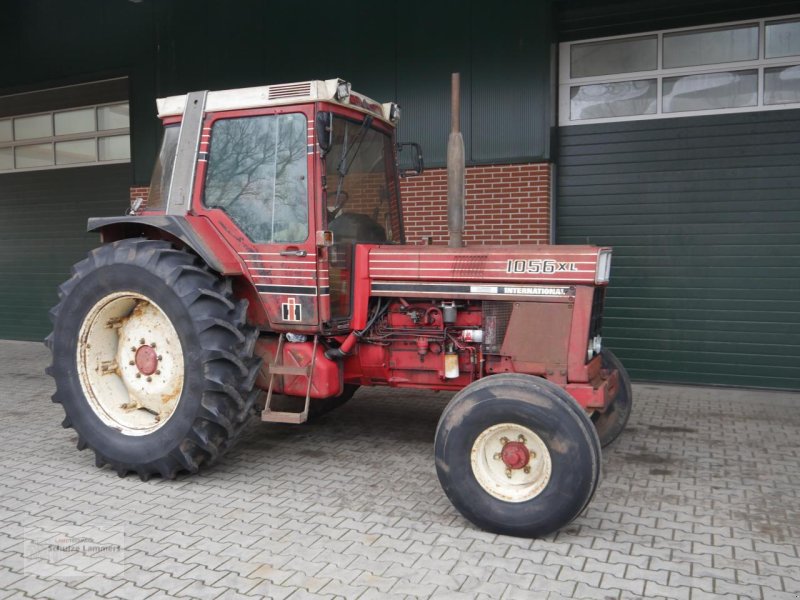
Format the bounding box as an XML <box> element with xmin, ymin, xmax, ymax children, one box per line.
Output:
<box><xmin>204</xmin><ymin>113</ymin><xmax>308</xmax><ymax>243</ymax></box>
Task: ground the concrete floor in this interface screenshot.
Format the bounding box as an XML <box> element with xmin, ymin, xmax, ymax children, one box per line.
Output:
<box><xmin>1</xmin><ymin>339</ymin><xmax>799</xmax><ymax>599</ymax></box>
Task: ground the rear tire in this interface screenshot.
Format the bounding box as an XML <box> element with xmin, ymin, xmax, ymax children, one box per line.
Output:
<box><xmin>45</xmin><ymin>239</ymin><xmax>260</xmax><ymax>479</ymax></box>
<box><xmin>591</xmin><ymin>349</ymin><xmax>633</xmax><ymax>447</ymax></box>
<box><xmin>434</xmin><ymin>374</ymin><xmax>601</xmax><ymax>538</ymax></box>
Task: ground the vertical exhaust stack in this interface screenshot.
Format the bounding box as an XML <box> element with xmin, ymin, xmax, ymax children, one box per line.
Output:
<box><xmin>447</xmin><ymin>72</ymin><xmax>465</xmax><ymax>248</ymax></box>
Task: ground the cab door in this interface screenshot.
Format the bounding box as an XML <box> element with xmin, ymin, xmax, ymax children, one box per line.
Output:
<box><xmin>194</xmin><ymin>107</ymin><xmax>320</xmax><ymax>331</ymax></box>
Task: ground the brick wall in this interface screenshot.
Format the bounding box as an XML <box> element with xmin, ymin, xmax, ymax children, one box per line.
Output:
<box><xmin>129</xmin><ymin>186</ymin><xmax>150</xmax><ymax>209</ymax></box>
<box><xmin>399</xmin><ymin>162</ymin><xmax>552</xmax><ymax>245</ymax></box>
<box><xmin>129</xmin><ymin>161</ymin><xmax>552</xmax><ymax>244</ymax></box>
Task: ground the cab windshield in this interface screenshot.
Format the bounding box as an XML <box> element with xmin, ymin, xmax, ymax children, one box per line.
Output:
<box><xmin>324</xmin><ymin>115</ymin><xmax>403</xmax><ymax>244</ymax></box>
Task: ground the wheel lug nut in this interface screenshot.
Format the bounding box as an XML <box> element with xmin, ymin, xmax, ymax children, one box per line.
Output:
<box><xmin>135</xmin><ymin>373</ymin><xmax>141</xmax><ymax>378</ymax></box>
<box><xmin>155</xmin><ymin>370</ymin><xmax>161</xmax><ymax>375</ymax></box>
<box><xmin>505</xmin><ymin>468</ymin><xmax>512</xmax><ymax>478</ymax></box>
<box><xmin>493</xmin><ymin>452</ymin><xmax>501</xmax><ymax>461</ymax></box>
<box><xmin>523</xmin><ymin>466</ymin><xmax>531</xmax><ymax>474</ymax></box>
<box><xmin>151</xmin><ymin>342</ymin><xmax>156</xmax><ymax>349</ymax></box>
<box><xmin>157</xmin><ymin>355</ymin><xmax>162</xmax><ymax>361</ymax></box>
<box><xmin>130</xmin><ymin>347</ymin><xmax>136</xmax><ymax>352</ymax></box>
<box><xmin>146</xmin><ymin>376</ymin><xmax>152</xmax><ymax>382</ymax></box>
<box><xmin>129</xmin><ymin>360</ymin><xmax>135</xmax><ymax>366</ymax></box>
<box><xmin>500</xmin><ymin>437</ymin><xmax>509</xmax><ymax>445</ymax></box>
<box><xmin>140</xmin><ymin>338</ymin><xmax>145</xmax><ymax>345</ymax></box>
<box><xmin>518</xmin><ymin>435</ymin><xmax>526</xmax><ymax>444</ymax></box>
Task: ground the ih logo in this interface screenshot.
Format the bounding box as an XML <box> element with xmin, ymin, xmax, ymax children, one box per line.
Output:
<box><xmin>282</xmin><ymin>297</ymin><xmax>302</xmax><ymax>322</ymax></box>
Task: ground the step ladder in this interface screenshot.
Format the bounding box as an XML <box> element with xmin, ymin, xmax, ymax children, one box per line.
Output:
<box><xmin>261</xmin><ymin>333</ymin><xmax>318</xmax><ymax>424</ymax></box>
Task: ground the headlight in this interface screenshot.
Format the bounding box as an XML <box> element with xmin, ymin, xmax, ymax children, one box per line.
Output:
<box><xmin>335</xmin><ymin>80</ymin><xmax>351</xmax><ymax>101</ymax></box>
<box><xmin>587</xmin><ymin>335</ymin><xmax>602</xmax><ymax>361</ymax></box>
<box><xmin>595</xmin><ymin>249</ymin><xmax>612</xmax><ymax>284</ymax></box>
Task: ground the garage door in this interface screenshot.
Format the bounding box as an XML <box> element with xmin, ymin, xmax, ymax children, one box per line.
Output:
<box><xmin>557</xmin><ymin>110</ymin><xmax>800</xmax><ymax>389</ymax></box>
<box><xmin>0</xmin><ymin>164</ymin><xmax>129</xmax><ymax>341</ymax></box>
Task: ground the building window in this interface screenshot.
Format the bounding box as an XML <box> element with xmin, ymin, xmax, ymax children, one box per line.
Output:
<box><xmin>0</xmin><ymin>102</ymin><xmax>130</xmax><ymax>172</ymax></box>
<box><xmin>559</xmin><ymin>15</ymin><xmax>800</xmax><ymax>125</ymax></box>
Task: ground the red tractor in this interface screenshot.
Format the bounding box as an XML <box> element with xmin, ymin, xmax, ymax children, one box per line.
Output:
<box><xmin>46</xmin><ymin>78</ymin><xmax>631</xmax><ymax>538</ymax></box>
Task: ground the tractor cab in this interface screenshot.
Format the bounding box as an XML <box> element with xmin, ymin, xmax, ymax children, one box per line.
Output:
<box><xmin>141</xmin><ymin>79</ymin><xmax>419</xmax><ymax>335</ymax></box>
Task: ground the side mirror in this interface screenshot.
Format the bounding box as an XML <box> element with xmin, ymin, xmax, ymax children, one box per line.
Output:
<box><xmin>397</xmin><ymin>142</ymin><xmax>424</xmax><ymax>177</ymax></box>
<box><xmin>316</xmin><ymin>111</ymin><xmax>333</xmax><ymax>155</ymax></box>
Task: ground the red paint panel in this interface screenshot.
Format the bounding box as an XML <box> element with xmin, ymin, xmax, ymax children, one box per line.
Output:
<box><xmin>255</xmin><ymin>337</ymin><xmax>342</xmax><ymax>399</ymax></box>
<box><xmin>369</xmin><ymin>245</ymin><xmax>606</xmax><ymax>285</ymax></box>
<box><xmin>567</xmin><ymin>368</ymin><xmax>619</xmax><ymax>409</ymax></box>
<box><xmin>567</xmin><ymin>286</ymin><xmax>596</xmax><ymax>384</ymax></box>
<box><xmin>191</xmin><ymin>105</ymin><xmax>322</xmax><ymax>331</ymax></box>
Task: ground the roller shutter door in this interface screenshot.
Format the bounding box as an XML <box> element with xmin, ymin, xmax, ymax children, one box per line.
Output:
<box><xmin>0</xmin><ymin>164</ymin><xmax>129</xmax><ymax>340</ymax></box>
<box><xmin>557</xmin><ymin>110</ymin><xmax>800</xmax><ymax>389</ymax></box>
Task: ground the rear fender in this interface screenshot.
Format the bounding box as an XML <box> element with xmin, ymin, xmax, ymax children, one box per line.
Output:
<box><xmin>88</xmin><ymin>215</ymin><xmax>272</xmax><ymax>327</ymax></box>
<box><xmin>87</xmin><ymin>215</ymin><xmax>243</xmax><ymax>275</ymax></box>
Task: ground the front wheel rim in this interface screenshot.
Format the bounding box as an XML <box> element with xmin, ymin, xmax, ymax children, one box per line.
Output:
<box><xmin>77</xmin><ymin>292</ymin><xmax>185</xmax><ymax>436</ymax></box>
<box><xmin>470</xmin><ymin>423</ymin><xmax>552</xmax><ymax>503</ymax></box>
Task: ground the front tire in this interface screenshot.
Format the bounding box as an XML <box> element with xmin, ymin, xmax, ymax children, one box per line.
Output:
<box><xmin>45</xmin><ymin>239</ymin><xmax>260</xmax><ymax>479</ymax></box>
<box><xmin>434</xmin><ymin>374</ymin><xmax>601</xmax><ymax>538</ymax></box>
<box><xmin>591</xmin><ymin>349</ymin><xmax>633</xmax><ymax>447</ymax></box>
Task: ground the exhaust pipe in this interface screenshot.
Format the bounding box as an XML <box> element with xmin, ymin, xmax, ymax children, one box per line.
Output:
<box><xmin>447</xmin><ymin>72</ymin><xmax>465</xmax><ymax>248</ymax></box>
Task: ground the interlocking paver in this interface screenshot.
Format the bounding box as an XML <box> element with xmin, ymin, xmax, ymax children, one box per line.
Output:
<box><xmin>106</xmin><ymin>581</ymin><xmax>156</xmax><ymax>600</ymax></box>
<box><xmin>1</xmin><ymin>340</ymin><xmax>799</xmax><ymax>599</ymax></box>
<box><xmin>34</xmin><ymin>581</ymin><xmax>85</xmax><ymax>600</ymax></box>
<box><xmin>142</xmin><ymin>572</ymin><xmax>192</xmax><ymax>596</ymax></box>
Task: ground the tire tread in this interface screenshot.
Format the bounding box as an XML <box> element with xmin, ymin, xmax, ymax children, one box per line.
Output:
<box><xmin>46</xmin><ymin>239</ymin><xmax>260</xmax><ymax>480</ymax></box>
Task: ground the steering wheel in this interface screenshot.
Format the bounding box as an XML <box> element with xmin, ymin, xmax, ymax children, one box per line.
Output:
<box><xmin>327</xmin><ymin>189</ymin><xmax>349</xmax><ymax>220</ymax></box>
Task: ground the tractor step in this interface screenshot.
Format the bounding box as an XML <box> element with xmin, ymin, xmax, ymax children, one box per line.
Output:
<box><xmin>267</xmin><ymin>364</ymin><xmax>310</xmax><ymax>376</ymax></box>
<box><xmin>261</xmin><ymin>333</ymin><xmax>318</xmax><ymax>425</ymax></box>
<box><xmin>261</xmin><ymin>410</ymin><xmax>308</xmax><ymax>424</ymax></box>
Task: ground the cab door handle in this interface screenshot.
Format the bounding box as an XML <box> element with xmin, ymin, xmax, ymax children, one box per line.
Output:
<box><xmin>279</xmin><ymin>249</ymin><xmax>307</xmax><ymax>257</ymax></box>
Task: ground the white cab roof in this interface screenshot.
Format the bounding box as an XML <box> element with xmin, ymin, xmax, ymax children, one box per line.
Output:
<box><xmin>156</xmin><ymin>78</ymin><xmax>394</xmax><ymax>124</ymax></box>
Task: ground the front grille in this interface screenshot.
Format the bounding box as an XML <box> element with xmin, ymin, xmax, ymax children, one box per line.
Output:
<box><xmin>483</xmin><ymin>301</ymin><xmax>513</xmax><ymax>353</ymax></box>
<box><xmin>589</xmin><ymin>287</ymin><xmax>605</xmax><ymax>342</ymax></box>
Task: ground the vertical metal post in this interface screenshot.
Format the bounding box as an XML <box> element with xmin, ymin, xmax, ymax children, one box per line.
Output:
<box><xmin>166</xmin><ymin>90</ymin><xmax>207</xmax><ymax>215</ymax></box>
<box><xmin>447</xmin><ymin>73</ymin><xmax>465</xmax><ymax>248</ymax></box>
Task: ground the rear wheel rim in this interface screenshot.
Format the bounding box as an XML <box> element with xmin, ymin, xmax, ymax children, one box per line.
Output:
<box><xmin>77</xmin><ymin>292</ymin><xmax>185</xmax><ymax>436</ymax></box>
<box><xmin>470</xmin><ymin>423</ymin><xmax>552</xmax><ymax>503</ymax></box>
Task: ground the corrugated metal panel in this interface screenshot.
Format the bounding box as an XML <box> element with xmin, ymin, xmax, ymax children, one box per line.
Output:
<box><xmin>395</xmin><ymin>0</ymin><xmax>472</xmax><ymax>168</ymax></box>
<box><xmin>0</xmin><ymin>165</ymin><xmax>130</xmax><ymax>341</ymax></box>
<box><xmin>556</xmin><ymin>110</ymin><xmax>800</xmax><ymax>390</ymax></box>
<box><xmin>556</xmin><ymin>0</ymin><xmax>800</xmax><ymax>41</ymax></box>
<box><xmin>470</xmin><ymin>0</ymin><xmax>552</xmax><ymax>163</ymax></box>
<box><xmin>2</xmin><ymin>0</ymin><xmax>554</xmax><ymax>182</ymax></box>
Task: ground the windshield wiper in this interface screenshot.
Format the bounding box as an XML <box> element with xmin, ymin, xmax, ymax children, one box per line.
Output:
<box><xmin>331</xmin><ymin>116</ymin><xmax>373</xmax><ymax>214</ymax></box>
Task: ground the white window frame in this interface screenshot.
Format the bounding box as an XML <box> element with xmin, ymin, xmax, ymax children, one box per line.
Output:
<box><xmin>559</xmin><ymin>14</ymin><xmax>800</xmax><ymax>126</ymax></box>
<box><xmin>0</xmin><ymin>101</ymin><xmax>131</xmax><ymax>173</ymax></box>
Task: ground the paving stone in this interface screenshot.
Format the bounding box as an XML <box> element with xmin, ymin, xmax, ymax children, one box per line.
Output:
<box><xmin>557</xmin><ymin>565</ymin><xmax>602</xmax><ymax>587</ymax></box>
<box><xmin>35</xmin><ymin>581</ymin><xmax>86</xmax><ymax>600</ymax></box>
<box><xmin>643</xmin><ymin>581</ymin><xmax>690</xmax><ymax>600</ymax></box>
<box><xmin>142</xmin><ymin>573</ymin><xmax>195</xmax><ymax>597</ymax></box>
<box><xmin>106</xmin><ymin>582</ymin><xmax>158</xmax><ymax>600</ymax></box>
<box><xmin>10</xmin><ymin>575</ymin><xmax>61</xmax><ymax>596</ymax></box>
<box><xmin>2</xmin><ymin>341</ymin><xmax>799</xmax><ymax>600</ymax></box>
<box><xmin>601</xmin><ymin>573</ymin><xmax>645</xmax><ymax>596</ymax></box>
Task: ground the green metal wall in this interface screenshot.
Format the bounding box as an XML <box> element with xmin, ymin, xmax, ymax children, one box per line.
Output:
<box><xmin>556</xmin><ymin>0</ymin><xmax>800</xmax><ymax>41</ymax></box>
<box><xmin>0</xmin><ymin>165</ymin><xmax>131</xmax><ymax>341</ymax></box>
<box><xmin>557</xmin><ymin>111</ymin><xmax>800</xmax><ymax>390</ymax></box>
<box><xmin>0</xmin><ymin>0</ymin><xmax>554</xmax><ymax>184</ymax></box>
